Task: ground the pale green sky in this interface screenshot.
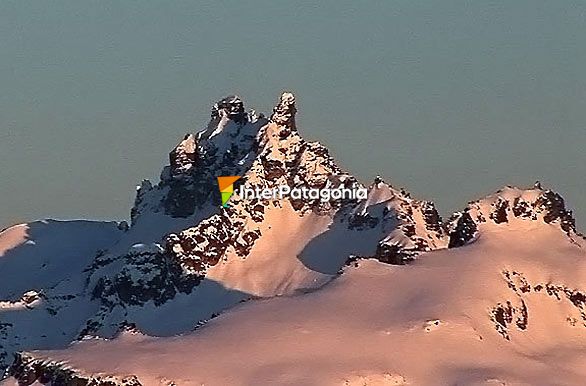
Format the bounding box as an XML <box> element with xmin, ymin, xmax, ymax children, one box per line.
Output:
<box><xmin>1</xmin><ymin>1</ymin><xmax>585</xmax><ymax>229</ymax></box>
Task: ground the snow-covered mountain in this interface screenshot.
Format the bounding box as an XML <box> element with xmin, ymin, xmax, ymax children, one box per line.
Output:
<box><xmin>1</xmin><ymin>92</ymin><xmax>584</xmax><ymax>386</ymax></box>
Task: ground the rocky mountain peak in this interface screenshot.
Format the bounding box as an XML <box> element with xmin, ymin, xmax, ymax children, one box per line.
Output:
<box><xmin>446</xmin><ymin>184</ymin><xmax>580</xmax><ymax>248</ymax></box>
<box><xmin>157</xmin><ymin>92</ymin><xmax>450</xmax><ymax>282</ymax></box>
<box><xmin>3</xmin><ymin>92</ymin><xmax>586</xmax><ymax>385</ymax></box>
<box><xmin>105</xmin><ymin>94</ymin><xmax>585</xmax><ymax>306</ymax></box>
<box><xmin>162</xmin><ymin>92</ymin><xmax>364</xmax><ymax>277</ymax></box>
<box><xmin>130</xmin><ymin>95</ymin><xmax>268</xmax><ymax>222</ymax></box>
<box><xmin>270</xmin><ymin>91</ymin><xmax>297</xmax><ymax>132</ymax></box>
<box><xmin>373</xmin><ymin>175</ymin><xmax>384</xmax><ymax>186</ymax></box>
<box><xmin>210</xmin><ymin>95</ymin><xmax>247</xmax><ymax>123</ymax></box>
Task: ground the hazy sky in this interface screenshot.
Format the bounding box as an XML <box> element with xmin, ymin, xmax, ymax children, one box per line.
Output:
<box><xmin>1</xmin><ymin>1</ymin><xmax>585</xmax><ymax>229</ymax></box>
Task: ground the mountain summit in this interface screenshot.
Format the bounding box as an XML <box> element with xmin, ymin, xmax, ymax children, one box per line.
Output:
<box><xmin>1</xmin><ymin>92</ymin><xmax>584</xmax><ymax>385</ymax></box>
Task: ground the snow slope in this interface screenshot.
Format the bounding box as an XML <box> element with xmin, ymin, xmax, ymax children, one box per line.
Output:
<box><xmin>1</xmin><ymin>92</ymin><xmax>585</xmax><ymax>385</ymax></box>
<box><xmin>11</xmin><ymin>220</ymin><xmax>586</xmax><ymax>385</ymax></box>
<box><xmin>0</xmin><ymin>93</ymin><xmax>446</xmax><ymax>380</ymax></box>
<box><xmin>0</xmin><ymin>220</ymin><xmax>123</xmax><ymax>369</ymax></box>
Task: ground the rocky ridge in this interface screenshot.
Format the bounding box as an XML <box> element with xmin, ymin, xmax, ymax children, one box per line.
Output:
<box><xmin>1</xmin><ymin>92</ymin><xmax>583</xmax><ymax>385</ymax></box>
<box><xmin>161</xmin><ymin>92</ymin><xmax>448</xmax><ymax>277</ymax></box>
<box><xmin>8</xmin><ymin>352</ymin><xmax>143</xmax><ymax>386</ymax></box>
<box><xmin>84</xmin><ymin>93</ymin><xmax>581</xmax><ymax>334</ymax></box>
<box><xmin>446</xmin><ymin>185</ymin><xmax>581</xmax><ymax>248</ymax></box>
<box><xmin>131</xmin><ymin>95</ymin><xmax>267</xmax><ymax>222</ymax></box>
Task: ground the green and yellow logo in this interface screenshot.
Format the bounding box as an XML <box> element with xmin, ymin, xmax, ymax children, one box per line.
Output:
<box><xmin>217</xmin><ymin>176</ymin><xmax>241</xmax><ymax>208</ymax></box>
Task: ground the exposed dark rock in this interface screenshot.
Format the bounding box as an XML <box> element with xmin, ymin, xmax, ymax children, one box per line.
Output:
<box><xmin>493</xmin><ymin>270</ymin><xmax>586</xmax><ymax>341</ymax></box>
<box><xmin>516</xmin><ymin>299</ymin><xmax>528</xmax><ymax>330</ymax></box>
<box><xmin>130</xmin><ymin>95</ymin><xmax>267</xmax><ymax>222</ymax></box>
<box><xmin>374</xmin><ymin>242</ymin><xmax>415</xmax><ymax>265</ymax></box>
<box><xmin>421</xmin><ymin>201</ymin><xmax>443</xmax><ymax>234</ymax></box>
<box><xmin>375</xmin><ymin>245</ymin><xmax>407</xmax><ymax>266</ymax></box>
<box><xmin>502</xmin><ymin>270</ymin><xmax>531</xmax><ymax>293</ymax></box>
<box><xmin>491</xmin><ymin>301</ymin><xmax>514</xmax><ymax>340</ymax></box>
<box><xmin>448</xmin><ymin>211</ymin><xmax>477</xmax><ymax>248</ymax></box>
<box><xmin>446</xmin><ymin>185</ymin><xmax>579</xmax><ymax>249</ymax></box>
<box><xmin>164</xmin><ymin>212</ymin><xmax>246</xmax><ymax>275</ymax></box>
<box><xmin>76</xmin><ymin>245</ymin><xmax>202</xmax><ymax>338</ymax></box>
<box><xmin>348</xmin><ymin>213</ymin><xmax>379</xmax><ymax>230</ymax></box>
<box><xmin>512</xmin><ymin>198</ymin><xmax>532</xmax><ymax>218</ymax></box>
<box><xmin>91</xmin><ymin>248</ymin><xmax>200</xmax><ymax>307</ymax></box>
<box><xmin>211</xmin><ymin>95</ymin><xmax>247</xmax><ymax>123</ymax></box>
<box><xmin>490</xmin><ymin>198</ymin><xmax>509</xmax><ymax>224</ymax></box>
<box><xmin>534</xmin><ymin>190</ymin><xmax>576</xmax><ymax>235</ymax></box>
<box><xmin>8</xmin><ymin>352</ymin><xmax>143</xmax><ymax>386</ymax></box>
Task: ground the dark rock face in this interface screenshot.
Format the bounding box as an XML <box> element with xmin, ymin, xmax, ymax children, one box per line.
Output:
<box><xmin>130</xmin><ymin>95</ymin><xmax>268</xmax><ymax>222</ymax></box>
<box><xmin>164</xmin><ymin>212</ymin><xmax>246</xmax><ymax>275</ymax></box>
<box><xmin>374</xmin><ymin>242</ymin><xmax>417</xmax><ymax>265</ymax></box>
<box><xmin>421</xmin><ymin>201</ymin><xmax>443</xmax><ymax>234</ymax></box>
<box><xmin>491</xmin><ymin>301</ymin><xmax>515</xmax><ymax>339</ymax></box>
<box><xmin>512</xmin><ymin>198</ymin><xmax>532</xmax><ymax>218</ymax></box>
<box><xmin>211</xmin><ymin>95</ymin><xmax>247</xmax><ymax>123</ymax></box>
<box><xmin>535</xmin><ymin>190</ymin><xmax>576</xmax><ymax>235</ymax></box>
<box><xmin>349</xmin><ymin>182</ymin><xmax>447</xmax><ymax>266</ymax></box>
<box><xmin>448</xmin><ymin>211</ymin><xmax>478</xmax><ymax>248</ymax></box>
<box><xmin>8</xmin><ymin>352</ymin><xmax>143</xmax><ymax>386</ymax></box>
<box><xmin>490</xmin><ymin>198</ymin><xmax>509</xmax><ymax>224</ymax></box>
<box><xmin>91</xmin><ymin>249</ymin><xmax>200</xmax><ymax>307</ymax></box>
<box><xmin>347</xmin><ymin>213</ymin><xmax>380</xmax><ymax>230</ymax></box>
<box><xmin>376</xmin><ymin>204</ymin><xmax>444</xmax><ymax>264</ymax></box>
<box><xmin>75</xmin><ymin>245</ymin><xmax>201</xmax><ymax>338</ymax></box>
<box><xmin>490</xmin><ymin>298</ymin><xmax>528</xmax><ymax>340</ymax></box>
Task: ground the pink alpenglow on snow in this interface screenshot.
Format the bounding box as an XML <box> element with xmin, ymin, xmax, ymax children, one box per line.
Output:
<box><xmin>1</xmin><ymin>93</ymin><xmax>585</xmax><ymax>386</ymax></box>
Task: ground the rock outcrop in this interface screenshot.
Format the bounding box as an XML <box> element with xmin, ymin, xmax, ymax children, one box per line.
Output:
<box><xmin>1</xmin><ymin>92</ymin><xmax>582</xmax><ymax>382</ymax></box>
<box><xmin>270</xmin><ymin>91</ymin><xmax>297</xmax><ymax>132</ymax></box>
<box><xmin>130</xmin><ymin>95</ymin><xmax>268</xmax><ymax>222</ymax></box>
<box><xmin>162</xmin><ymin>93</ymin><xmax>447</xmax><ymax>275</ymax></box>
<box><xmin>447</xmin><ymin>185</ymin><xmax>580</xmax><ymax>248</ymax></box>
<box><xmin>490</xmin><ymin>269</ymin><xmax>586</xmax><ymax>340</ymax></box>
<box><xmin>8</xmin><ymin>352</ymin><xmax>143</xmax><ymax>386</ymax></box>
<box><xmin>169</xmin><ymin>134</ymin><xmax>197</xmax><ymax>176</ymax></box>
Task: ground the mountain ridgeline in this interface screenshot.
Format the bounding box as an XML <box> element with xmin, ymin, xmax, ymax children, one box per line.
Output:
<box><xmin>0</xmin><ymin>92</ymin><xmax>583</xmax><ymax>385</ymax></box>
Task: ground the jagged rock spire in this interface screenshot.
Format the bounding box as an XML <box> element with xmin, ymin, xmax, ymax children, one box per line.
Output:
<box><xmin>270</xmin><ymin>92</ymin><xmax>297</xmax><ymax>131</ymax></box>
<box><xmin>211</xmin><ymin>95</ymin><xmax>247</xmax><ymax>123</ymax></box>
<box><xmin>169</xmin><ymin>134</ymin><xmax>197</xmax><ymax>176</ymax></box>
